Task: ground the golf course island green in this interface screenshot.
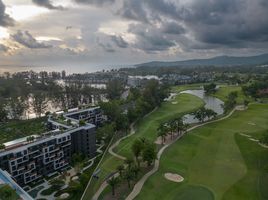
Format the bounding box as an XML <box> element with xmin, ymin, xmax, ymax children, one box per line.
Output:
<box><xmin>135</xmin><ymin>104</ymin><xmax>268</xmax><ymax>200</ymax></box>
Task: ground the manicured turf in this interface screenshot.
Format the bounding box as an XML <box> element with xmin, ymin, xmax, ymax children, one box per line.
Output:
<box><xmin>114</xmin><ymin>93</ymin><xmax>204</xmax><ymax>158</ymax></box>
<box><xmin>213</xmin><ymin>85</ymin><xmax>251</xmax><ymax>104</ymax></box>
<box><xmin>0</xmin><ymin>117</ymin><xmax>47</xmax><ymax>144</ymax></box>
<box><xmin>171</xmin><ymin>83</ymin><xmax>204</xmax><ymax>93</ymax></box>
<box><xmin>136</xmin><ymin>104</ymin><xmax>268</xmax><ymax>200</ymax></box>
<box><xmin>82</xmin><ymin>93</ymin><xmax>204</xmax><ymax>199</ymax></box>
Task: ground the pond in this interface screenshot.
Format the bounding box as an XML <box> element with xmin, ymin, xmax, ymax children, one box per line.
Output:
<box><xmin>181</xmin><ymin>90</ymin><xmax>224</xmax><ymax>124</ymax></box>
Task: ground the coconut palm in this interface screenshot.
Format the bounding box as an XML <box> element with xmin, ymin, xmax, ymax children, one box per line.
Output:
<box><xmin>157</xmin><ymin>123</ymin><xmax>168</xmax><ymax>144</ymax></box>
<box><xmin>116</xmin><ymin>165</ymin><xmax>124</xmax><ymax>177</ymax></box>
<box><xmin>124</xmin><ymin>169</ymin><xmax>134</xmax><ymax>188</ymax></box>
<box><xmin>124</xmin><ymin>158</ymin><xmax>134</xmax><ymax>170</ymax></box>
<box><xmin>107</xmin><ymin>176</ymin><xmax>120</xmax><ymax>196</ymax></box>
<box><xmin>131</xmin><ymin>139</ymin><xmax>144</xmax><ymax>167</ymax></box>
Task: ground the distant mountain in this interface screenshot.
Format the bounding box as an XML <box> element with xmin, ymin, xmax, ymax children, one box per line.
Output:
<box><xmin>136</xmin><ymin>53</ymin><xmax>268</xmax><ymax>68</ymax></box>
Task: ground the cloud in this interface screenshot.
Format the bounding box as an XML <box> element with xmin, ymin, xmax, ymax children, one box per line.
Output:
<box><xmin>128</xmin><ymin>23</ymin><xmax>176</xmax><ymax>53</ymax></box>
<box><xmin>0</xmin><ymin>0</ymin><xmax>15</xmax><ymax>27</ymax></box>
<box><xmin>12</xmin><ymin>30</ymin><xmax>52</xmax><ymax>49</ymax></box>
<box><xmin>74</xmin><ymin>0</ymin><xmax>115</xmax><ymax>6</ymax></box>
<box><xmin>180</xmin><ymin>0</ymin><xmax>268</xmax><ymax>46</ymax></box>
<box><xmin>96</xmin><ymin>37</ymin><xmax>115</xmax><ymax>53</ymax></box>
<box><xmin>32</xmin><ymin>0</ymin><xmax>64</xmax><ymax>10</ymax></box>
<box><xmin>0</xmin><ymin>43</ymin><xmax>8</xmax><ymax>52</ymax></box>
<box><xmin>118</xmin><ymin>0</ymin><xmax>149</xmax><ymax>23</ymax></box>
<box><xmin>161</xmin><ymin>21</ymin><xmax>185</xmax><ymax>35</ymax></box>
<box><xmin>111</xmin><ymin>35</ymin><xmax>128</xmax><ymax>48</ymax></box>
<box><xmin>118</xmin><ymin>0</ymin><xmax>181</xmax><ymax>24</ymax></box>
<box><xmin>118</xmin><ymin>0</ymin><xmax>268</xmax><ymax>49</ymax></box>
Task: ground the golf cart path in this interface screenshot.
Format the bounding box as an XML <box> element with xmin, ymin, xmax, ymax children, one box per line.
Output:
<box><xmin>92</xmin><ymin>108</ymin><xmax>157</xmax><ymax>200</ymax></box>
<box><xmin>126</xmin><ymin>106</ymin><xmax>241</xmax><ymax>200</ymax></box>
<box><xmin>108</xmin><ymin>107</ymin><xmax>158</xmax><ymax>160</ymax></box>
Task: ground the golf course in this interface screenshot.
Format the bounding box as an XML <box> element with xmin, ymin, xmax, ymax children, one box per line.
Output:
<box><xmin>135</xmin><ymin>103</ymin><xmax>268</xmax><ymax>200</ymax></box>
<box><xmin>83</xmin><ymin>84</ymin><xmax>268</xmax><ymax>200</ymax></box>
<box><xmin>82</xmin><ymin>93</ymin><xmax>204</xmax><ymax>199</ymax></box>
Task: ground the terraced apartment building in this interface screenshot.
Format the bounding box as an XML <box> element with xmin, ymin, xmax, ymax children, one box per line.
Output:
<box><xmin>0</xmin><ymin>107</ymin><xmax>103</xmax><ymax>187</ymax></box>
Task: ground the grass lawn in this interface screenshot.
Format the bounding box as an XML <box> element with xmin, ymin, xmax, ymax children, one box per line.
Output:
<box><xmin>212</xmin><ymin>85</ymin><xmax>251</xmax><ymax>104</ymax></box>
<box><xmin>0</xmin><ymin>117</ymin><xmax>47</xmax><ymax>144</ymax></box>
<box><xmin>82</xmin><ymin>93</ymin><xmax>204</xmax><ymax>199</ymax></box>
<box><xmin>114</xmin><ymin>93</ymin><xmax>204</xmax><ymax>159</ymax></box>
<box><xmin>136</xmin><ymin>104</ymin><xmax>268</xmax><ymax>200</ymax></box>
<box><xmin>171</xmin><ymin>83</ymin><xmax>204</xmax><ymax>93</ymax></box>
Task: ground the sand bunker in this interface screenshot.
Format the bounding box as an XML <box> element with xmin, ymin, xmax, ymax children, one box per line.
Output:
<box><xmin>164</xmin><ymin>173</ymin><xmax>184</xmax><ymax>183</ymax></box>
<box><xmin>236</xmin><ymin>105</ymin><xmax>246</xmax><ymax>111</ymax></box>
<box><xmin>172</xmin><ymin>101</ymin><xmax>178</xmax><ymax>104</ymax></box>
<box><xmin>60</xmin><ymin>193</ymin><xmax>70</xmax><ymax>199</ymax></box>
<box><xmin>72</xmin><ymin>176</ymin><xmax>79</xmax><ymax>181</ymax></box>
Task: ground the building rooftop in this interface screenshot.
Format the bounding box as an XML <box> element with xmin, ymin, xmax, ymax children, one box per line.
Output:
<box><xmin>0</xmin><ymin>107</ymin><xmax>99</xmax><ymax>156</ymax></box>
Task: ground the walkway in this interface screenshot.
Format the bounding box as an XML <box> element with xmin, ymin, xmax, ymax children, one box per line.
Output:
<box><xmin>91</xmin><ymin>106</ymin><xmax>242</xmax><ymax>200</ymax></box>
<box><xmin>91</xmin><ymin>108</ymin><xmax>158</xmax><ymax>200</ymax></box>
<box><xmin>126</xmin><ymin>106</ymin><xmax>241</xmax><ymax>200</ymax></box>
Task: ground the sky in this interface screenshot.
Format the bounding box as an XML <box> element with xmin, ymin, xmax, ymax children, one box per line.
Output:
<box><xmin>0</xmin><ymin>0</ymin><xmax>268</xmax><ymax>73</ymax></box>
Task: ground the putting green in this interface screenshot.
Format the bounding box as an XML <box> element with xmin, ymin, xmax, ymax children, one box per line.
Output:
<box><xmin>135</xmin><ymin>104</ymin><xmax>268</xmax><ymax>200</ymax></box>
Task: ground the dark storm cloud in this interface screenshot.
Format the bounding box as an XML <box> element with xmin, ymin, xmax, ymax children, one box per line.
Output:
<box><xmin>161</xmin><ymin>22</ymin><xmax>185</xmax><ymax>35</ymax></box>
<box><xmin>128</xmin><ymin>23</ymin><xmax>176</xmax><ymax>53</ymax></box>
<box><xmin>118</xmin><ymin>0</ymin><xmax>268</xmax><ymax>51</ymax></box>
<box><xmin>32</xmin><ymin>0</ymin><xmax>64</xmax><ymax>10</ymax></box>
<box><xmin>111</xmin><ymin>35</ymin><xmax>128</xmax><ymax>48</ymax></box>
<box><xmin>118</xmin><ymin>0</ymin><xmax>149</xmax><ymax>23</ymax></box>
<box><xmin>182</xmin><ymin>0</ymin><xmax>268</xmax><ymax>45</ymax></box>
<box><xmin>0</xmin><ymin>0</ymin><xmax>15</xmax><ymax>27</ymax></box>
<box><xmin>74</xmin><ymin>0</ymin><xmax>115</xmax><ymax>6</ymax></box>
<box><xmin>12</xmin><ymin>30</ymin><xmax>52</xmax><ymax>49</ymax></box>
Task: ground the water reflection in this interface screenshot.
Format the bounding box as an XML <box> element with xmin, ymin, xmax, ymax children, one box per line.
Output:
<box><xmin>181</xmin><ymin>90</ymin><xmax>224</xmax><ymax>124</ymax></box>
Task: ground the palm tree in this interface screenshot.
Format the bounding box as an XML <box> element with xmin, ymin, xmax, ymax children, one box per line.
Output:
<box><xmin>131</xmin><ymin>139</ymin><xmax>144</xmax><ymax>167</ymax></box>
<box><xmin>157</xmin><ymin>123</ymin><xmax>168</xmax><ymax>144</ymax></box>
<box><xmin>116</xmin><ymin>165</ymin><xmax>124</xmax><ymax>177</ymax></box>
<box><xmin>107</xmin><ymin>176</ymin><xmax>120</xmax><ymax>196</ymax></box>
<box><xmin>131</xmin><ymin>165</ymin><xmax>140</xmax><ymax>179</ymax></box>
<box><xmin>124</xmin><ymin>169</ymin><xmax>134</xmax><ymax>188</ymax></box>
<box><xmin>169</xmin><ymin>120</ymin><xmax>177</xmax><ymax>139</ymax></box>
<box><xmin>174</xmin><ymin>117</ymin><xmax>184</xmax><ymax>136</ymax></box>
<box><xmin>124</xmin><ymin>158</ymin><xmax>134</xmax><ymax>170</ymax></box>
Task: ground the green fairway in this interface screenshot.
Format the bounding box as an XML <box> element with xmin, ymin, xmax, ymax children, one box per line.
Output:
<box><xmin>136</xmin><ymin>104</ymin><xmax>268</xmax><ymax>200</ymax></box>
<box><xmin>171</xmin><ymin>83</ymin><xmax>204</xmax><ymax>93</ymax></box>
<box><xmin>114</xmin><ymin>93</ymin><xmax>204</xmax><ymax>158</ymax></box>
<box><xmin>82</xmin><ymin>93</ymin><xmax>204</xmax><ymax>199</ymax></box>
<box><xmin>213</xmin><ymin>85</ymin><xmax>251</xmax><ymax>104</ymax></box>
